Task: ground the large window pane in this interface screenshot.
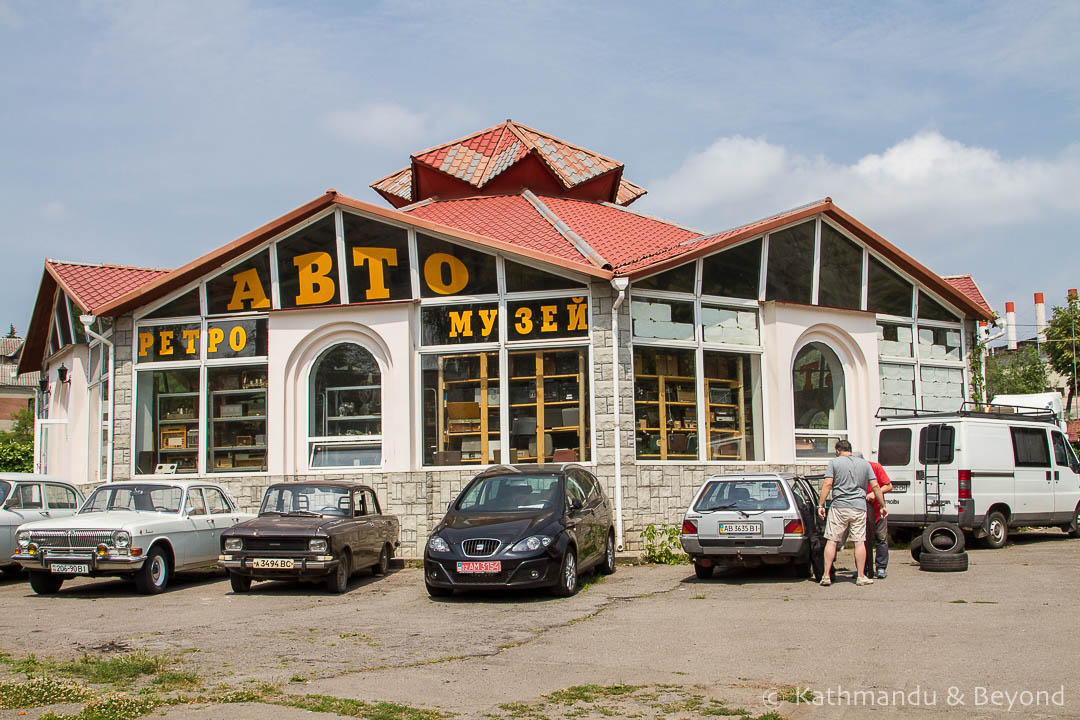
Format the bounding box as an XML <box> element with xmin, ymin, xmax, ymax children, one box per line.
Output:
<box><xmin>765</xmin><ymin>221</ymin><xmax>815</xmax><ymax>304</ymax></box>
<box><xmin>701</xmin><ymin>305</ymin><xmax>758</xmax><ymax>345</ymax></box>
<box><xmin>867</xmin><ymin>256</ymin><xmax>913</xmax><ymax>317</ymax></box>
<box><xmin>918</xmin><ymin>291</ymin><xmax>959</xmax><ymax>322</ymax></box>
<box><xmin>920</xmin><ymin>366</ymin><xmax>964</xmax><ymax>412</ymax></box>
<box><xmin>206</xmin><ymin>251</ymin><xmax>272</xmax><ymax>315</ymax></box>
<box><xmin>633</xmin><ymin>348</ymin><xmax>697</xmax><ymax>460</ymax></box>
<box><xmin>134</xmin><ymin>369</ymin><xmax>200</xmax><ymax>474</ymax></box>
<box><xmin>631</xmin><ymin>298</ymin><xmax>694</xmax><ymax>340</ymax></box>
<box><xmin>207</xmin><ymin>365</ymin><xmax>267</xmax><ymax>473</ymax></box>
<box><xmin>309</xmin><ymin>343</ymin><xmax>381</xmax><ymax>467</ymax></box>
<box><xmin>505</xmin><ymin>260</ymin><xmax>586</xmax><ymax>293</ymax></box>
<box><xmin>917</xmin><ymin>326</ymin><xmax>962</xmax><ymax>361</ymax></box>
<box><xmin>878</xmin><ymin>322</ymin><xmax>913</xmax><ymax>358</ymax></box>
<box><xmin>417</xmin><ymin>234</ymin><xmax>497</xmax><ymax>298</ymax></box>
<box><xmin>508</xmin><ymin>348</ymin><xmax>590</xmax><ymax>463</ymax></box>
<box><xmin>879</xmin><ymin>362</ymin><xmax>916</xmax><ymax>413</ymax></box>
<box><xmin>136</xmin><ymin>323</ymin><xmax>201</xmax><ymax>363</ymax></box>
<box><xmin>343</xmin><ymin>212</ymin><xmax>412</xmax><ymax>302</ymax></box>
<box><xmin>818</xmin><ymin>224</ymin><xmax>862</xmax><ymax>310</ymax></box>
<box><xmin>422</xmin><ymin>352</ymin><xmax>500</xmax><ymax>466</ymax></box>
<box><xmin>277</xmin><ymin>215</ymin><xmax>340</xmax><ymax>309</ymax></box>
<box><xmin>633</xmin><ymin>262</ymin><xmax>695</xmax><ymax>293</ymax></box>
<box><xmin>793</xmin><ymin>342</ymin><xmax>847</xmax><ymax>458</ymax></box>
<box><xmin>421</xmin><ymin>303</ymin><xmax>500</xmax><ymax>346</ymax></box>
<box><xmin>145</xmin><ymin>289</ymin><xmax>201</xmax><ymax>319</ymax></box>
<box><xmin>703</xmin><ymin>351</ymin><xmax>758</xmax><ymax>461</ymax></box>
<box><xmin>701</xmin><ymin>238</ymin><xmax>761</xmax><ymax>300</ymax></box>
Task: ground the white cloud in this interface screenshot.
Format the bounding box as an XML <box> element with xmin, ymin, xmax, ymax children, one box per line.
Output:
<box><xmin>324</xmin><ymin>102</ymin><xmax>429</xmax><ymax>149</ymax></box>
<box><xmin>0</xmin><ymin>1</ymin><xmax>21</xmax><ymax>29</ymax></box>
<box><xmin>39</xmin><ymin>201</ymin><xmax>68</xmax><ymax>220</ymax></box>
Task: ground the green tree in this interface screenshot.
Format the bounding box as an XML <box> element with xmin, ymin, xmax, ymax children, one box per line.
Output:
<box><xmin>4</xmin><ymin>324</ymin><xmax>15</xmax><ymax>338</ymax></box>
<box><xmin>987</xmin><ymin>345</ymin><xmax>1049</xmax><ymax>398</ymax></box>
<box><xmin>0</xmin><ymin>407</ymin><xmax>34</xmax><ymax>444</ymax></box>
<box><xmin>1046</xmin><ymin>292</ymin><xmax>1080</xmax><ymax>415</ymax></box>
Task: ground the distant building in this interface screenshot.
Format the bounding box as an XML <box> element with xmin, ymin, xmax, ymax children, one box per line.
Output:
<box><xmin>0</xmin><ymin>338</ymin><xmax>37</xmax><ymax>431</ymax></box>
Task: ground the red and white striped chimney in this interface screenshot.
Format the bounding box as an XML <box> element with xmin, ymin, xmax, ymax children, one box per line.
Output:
<box><xmin>1035</xmin><ymin>293</ymin><xmax>1047</xmax><ymax>343</ymax></box>
<box><xmin>1006</xmin><ymin>301</ymin><xmax>1017</xmax><ymax>350</ymax></box>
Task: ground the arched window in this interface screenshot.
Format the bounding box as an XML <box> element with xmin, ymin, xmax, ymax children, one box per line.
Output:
<box><xmin>308</xmin><ymin>343</ymin><xmax>382</xmax><ymax>468</ymax></box>
<box><xmin>793</xmin><ymin>342</ymin><xmax>847</xmax><ymax>458</ymax></box>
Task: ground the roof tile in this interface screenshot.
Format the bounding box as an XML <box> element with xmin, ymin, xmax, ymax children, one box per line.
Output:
<box><xmin>942</xmin><ymin>274</ymin><xmax>993</xmax><ymax>317</ymax></box>
<box><xmin>48</xmin><ymin>261</ymin><xmax>168</xmax><ymax>312</ymax></box>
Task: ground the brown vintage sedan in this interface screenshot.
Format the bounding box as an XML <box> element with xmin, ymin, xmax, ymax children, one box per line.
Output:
<box><xmin>219</xmin><ymin>482</ymin><xmax>399</xmax><ymax>593</ymax></box>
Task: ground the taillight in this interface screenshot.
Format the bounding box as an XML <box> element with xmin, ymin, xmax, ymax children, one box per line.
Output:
<box><xmin>681</xmin><ymin>519</ymin><xmax>698</xmax><ymax>534</ymax></box>
<box><xmin>958</xmin><ymin>469</ymin><xmax>972</xmax><ymax>500</ymax></box>
<box><xmin>783</xmin><ymin>519</ymin><xmax>804</xmax><ymax>534</ymax></box>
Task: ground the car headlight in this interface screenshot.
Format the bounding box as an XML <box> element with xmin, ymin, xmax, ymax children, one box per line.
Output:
<box><xmin>309</xmin><ymin>538</ymin><xmax>328</xmax><ymax>553</ymax></box>
<box><xmin>224</xmin><ymin>537</ymin><xmax>243</xmax><ymax>552</ymax></box>
<box><xmin>428</xmin><ymin>536</ymin><xmax>450</xmax><ymax>553</ymax></box>
<box><xmin>511</xmin><ymin>535</ymin><xmax>553</xmax><ymax>553</ymax></box>
<box><xmin>113</xmin><ymin>531</ymin><xmax>131</xmax><ymax>549</ymax></box>
<box><xmin>16</xmin><ymin>531</ymin><xmax>30</xmax><ymax>548</ymax></box>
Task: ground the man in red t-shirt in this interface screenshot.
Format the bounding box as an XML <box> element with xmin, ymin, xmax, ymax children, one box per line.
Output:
<box><xmin>867</xmin><ymin>460</ymin><xmax>893</xmax><ymax>578</ymax></box>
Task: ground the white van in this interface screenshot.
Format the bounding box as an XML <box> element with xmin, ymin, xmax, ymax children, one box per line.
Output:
<box><xmin>874</xmin><ymin>406</ymin><xmax>1080</xmax><ymax>548</ymax></box>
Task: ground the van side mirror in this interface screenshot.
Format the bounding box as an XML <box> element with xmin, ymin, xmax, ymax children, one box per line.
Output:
<box><xmin>1072</xmin><ymin>462</ymin><xmax>1080</xmax><ymax>474</ymax></box>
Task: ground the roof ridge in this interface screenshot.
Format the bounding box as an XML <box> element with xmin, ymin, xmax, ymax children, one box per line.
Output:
<box><xmin>47</xmin><ymin>259</ymin><xmax>171</xmax><ymax>273</ymax></box>
<box><xmin>409</xmin><ymin>120</ymin><xmax>507</xmax><ymax>161</ymax></box>
<box><xmin>594</xmin><ymin>199</ymin><xmax>705</xmax><ymax>235</ymax></box>
<box><xmin>682</xmin><ymin>198</ymin><xmax>831</xmax><ymax>247</ymax></box>
<box><xmin>472</xmin><ymin>123</ymin><xmax>510</xmax><ymax>187</ymax></box>
<box><xmin>521</xmin><ymin>191</ymin><xmax>611</xmax><ymax>270</ymax></box>
<box><xmin>509</xmin><ymin>121</ymin><xmax>622</xmax><ymax>166</ymax></box>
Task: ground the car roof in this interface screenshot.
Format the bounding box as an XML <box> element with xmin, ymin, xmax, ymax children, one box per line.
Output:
<box><xmin>471</xmin><ymin>463</ymin><xmax>578</xmax><ymax>479</ymax></box>
<box><xmin>0</xmin><ymin>473</ymin><xmax>71</xmax><ymax>482</ymax></box>
<box><xmin>266</xmin><ymin>481</ymin><xmax>372</xmax><ymax>491</ymax></box>
<box><xmin>703</xmin><ymin>473</ymin><xmax>800</xmax><ymax>482</ymax></box>
<box><xmin>94</xmin><ymin>478</ymin><xmax>226</xmax><ymax>490</ymax></box>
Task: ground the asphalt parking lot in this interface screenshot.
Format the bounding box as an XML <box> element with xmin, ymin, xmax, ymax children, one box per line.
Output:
<box><xmin>2</xmin><ymin>531</ymin><xmax>1079</xmax><ymax>719</ymax></box>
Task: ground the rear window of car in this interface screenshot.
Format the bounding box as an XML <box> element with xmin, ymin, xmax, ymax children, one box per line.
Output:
<box><xmin>693</xmin><ymin>479</ymin><xmax>789</xmax><ymax>512</ymax></box>
<box><xmin>878</xmin><ymin>428</ymin><xmax>911</xmax><ymax>466</ymax></box>
<box><xmin>918</xmin><ymin>425</ymin><xmax>955</xmax><ymax>465</ymax></box>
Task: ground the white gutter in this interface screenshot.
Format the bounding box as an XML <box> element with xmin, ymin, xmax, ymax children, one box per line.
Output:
<box><xmin>80</xmin><ymin>315</ymin><xmax>114</xmax><ymax>482</ymax></box>
<box><xmin>610</xmin><ymin>277</ymin><xmax>629</xmax><ymax>550</ymax></box>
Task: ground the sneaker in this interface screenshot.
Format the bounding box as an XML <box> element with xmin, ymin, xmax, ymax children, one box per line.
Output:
<box><xmin>856</xmin><ymin>576</ymin><xmax>875</xmax><ymax>586</ymax></box>
<box><xmin>876</xmin><ymin>569</ymin><xmax>887</xmax><ymax>579</ymax></box>
<box><xmin>819</xmin><ymin>576</ymin><xmax>832</xmax><ymax>587</ymax></box>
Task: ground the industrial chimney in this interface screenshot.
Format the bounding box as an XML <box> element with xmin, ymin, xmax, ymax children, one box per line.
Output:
<box><xmin>1006</xmin><ymin>301</ymin><xmax>1017</xmax><ymax>350</ymax></box>
<box><xmin>1035</xmin><ymin>293</ymin><xmax>1047</xmax><ymax>344</ymax></box>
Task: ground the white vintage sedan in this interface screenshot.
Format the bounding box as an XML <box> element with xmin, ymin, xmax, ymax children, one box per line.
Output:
<box><xmin>12</xmin><ymin>479</ymin><xmax>254</xmax><ymax>595</ymax></box>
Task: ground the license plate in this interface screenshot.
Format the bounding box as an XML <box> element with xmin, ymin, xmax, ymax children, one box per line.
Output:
<box><xmin>252</xmin><ymin>558</ymin><xmax>294</xmax><ymax>570</ymax></box>
<box><xmin>717</xmin><ymin>522</ymin><xmax>761</xmax><ymax>535</ymax></box>
<box><xmin>457</xmin><ymin>561</ymin><xmax>501</xmax><ymax>573</ymax></box>
<box><xmin>50</xmin><ymin>563</ymin><xmax>89</xmax><ymax>574</ymax></box>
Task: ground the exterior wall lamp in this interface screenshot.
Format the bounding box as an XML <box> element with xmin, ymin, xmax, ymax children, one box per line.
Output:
<box><xmin>56</xmin><ymin>363</ymin><xmax>70</xmax><ymax>385</ymax></box>
<box><xmin>38</xmin><ymin>378</ymin><xmax>49</xmax><ymax>395</ymax></box>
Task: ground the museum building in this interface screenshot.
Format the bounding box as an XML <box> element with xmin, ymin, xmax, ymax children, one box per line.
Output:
<box><xmin>19</xmin><ymin>120</ymin><xmax>993</xmax><ymax>554</ymax></box>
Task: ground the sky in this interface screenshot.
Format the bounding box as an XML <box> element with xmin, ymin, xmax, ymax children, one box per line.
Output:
<box><xmin>1</xmin><ymin>0</ymin><xmax>1078</xmax><ymax>340</ymax></box>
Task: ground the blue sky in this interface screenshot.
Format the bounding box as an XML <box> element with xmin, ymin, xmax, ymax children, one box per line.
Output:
<box><xmin>1</xmin><ymin>0</ymin><xmax>1078</xmax><ymax>337</ymax></box>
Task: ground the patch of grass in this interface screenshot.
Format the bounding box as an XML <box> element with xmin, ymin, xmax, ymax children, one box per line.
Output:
<box><xmin>340</xmin><ymin>632</ymin><xmax>380</xmax><ymax>647</ymax></box>
<box><xmin>974</xmin><ymin>600</ymin><xmax>999</xmax><ymax>604</ymax></box>
<box><xmin>0</xmin><ymin>676</ymin><xmax>94</xmax><ymax>708</ymax></box>
<box><xmin>53</xmin><ymin>651</ymin><xmax>168</xmax><ymax>686</ymax></box>
<box><xmin>151</xmin><ymin>670</ymin><xmax>201</xmax><ymax>691</ymax></box>
<box><xmin>775</xmin><ymin>687</ymin><xmax>814</xmax><ymax>703</ymax></box>
<box><xmin>40</xmin><ymin>691</ymin><xmax>159</xmax><ymax>720</ymax></box>
<box><xmin>578</xmin><ymin>574</ymin><xmax>607</xmax><ymax>592</ymax></box>
<box><xmin>281</xmin><ymin>693</ymin><xmax>447</xmax><ymax>719</ymax></box>
<box><xmin>950</xmin><ymin>599</ymin><xmax>968</xmax><ymax>603</ymax></box>
<box><xmin>546</xmin><ymin>683</ymin><xmax>641</xmax><ymax>705</ymax></box>
<box><xmin>691</xmin><ymin>594</ymin><xmax>707</xmax><ymax>600</ymax></box>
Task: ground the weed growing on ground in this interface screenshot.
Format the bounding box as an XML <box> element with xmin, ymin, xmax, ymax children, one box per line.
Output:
<box><xmin>151</xmin><ymin>670</ymin><xmax>201</xmax><ymax>691</ymax></box>
<box><xmin>0</xmin><ymin>676</ymin><xmax>93</xmax><ymax>708</ymax></box>
<box><xmin>281</xmin><ymin>693</ymin><xmax>448</xmax><ymax>719</ymax></box>
<box><xmin>640</xmin><ymin>525</ymin><xmax>690</xmax><ymax>565</ymax></box>
<box><xmin>775</xmin><ymin>686</ymin><xmax>814</xmax><ymax>703</ymax></box>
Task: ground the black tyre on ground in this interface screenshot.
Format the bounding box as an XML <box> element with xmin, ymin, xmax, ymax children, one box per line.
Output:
<box><xmin>134</xmin><ymin>546</ymin><xmax>170</xmax><ymax>595</ymax></box>
<box><xmin>919</xmin><ymin>551</ymin><xmax>969</xmax><ymax>572</ymax></box>
<box><xmin>372</xmin><ymin>544</ymin><xmax>390</xmax><ymax>576</ymax></box>
<box><xmin>551</xmin><ymin>548</ymin><xmax>579</xmax><ymax>597</ymax></box>
<box><xmin>791</xmin><ymin>555</ymin><xmax>813</xmax><ymax>579</ymax></box>
<box><xmin>1067</xmin><ymin>503</ymin><xmax>1080</xmax><ymax>539</ymax></box>
<box><xmin>909</xmin><ymin>535</ymin><xmax>924</xmax><ymax>562</ymax></box>
<box><xmin>326</xmin><ymin>551</ymin><xmax>351</xmax><ymax>594</ymax></box>
<box><xmin>983</xmin><ymin>511</ymin><xmax>1008</xmax><ymax>549</ymax></box>
<box><xmin>425</xmin><ymin>580</ymin><xmax>453</xmax><ymax>597</ymax></box>
<box><xmin>0</xmin><ymin>564</ymin><xmax>24</xmax><ymax>577</ymax></box>
<box><xmin>694</xmin><ymin>562</ymin><xmax>713</xmax><ymax>580</ymax></box>
<box><xmin>229</xmin><ymin>573</ymin><xmax>252</xmax><ymax>593</ymax></box>
<box><xmin>921</xmin><ymin>522</ymin><xmax>965</xmax><ymax>554</ymax></box>
<box><xmin>599</xmin><ymin>532</ymin><xmax>616</xmax><ymax>575</ymax></box>
<box><xmin>29</xmin><ymin>571</ymin><xmax>63</xmax><ymax>595</ymax></box>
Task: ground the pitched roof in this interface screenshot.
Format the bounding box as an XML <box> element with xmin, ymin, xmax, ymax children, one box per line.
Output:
<box><xmin>942</xmin><ymin>274</ymin><xmax>993</xmax><ymax>317</ymax></box>
<box><xmin>48</xmin><ymin>261</ymin><xmax>169</xmax><ymax>312</ymax></box>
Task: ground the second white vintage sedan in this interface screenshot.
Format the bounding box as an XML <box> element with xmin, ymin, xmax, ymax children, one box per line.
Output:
<box><xmin>12</xmin><ymin>479</ymin><xmax>253</xmax><ymax>595</ymax></box>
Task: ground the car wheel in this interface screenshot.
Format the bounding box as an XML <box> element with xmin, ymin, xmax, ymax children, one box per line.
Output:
<box><xmin>1067</xmin><ymin>503</ymin><xmax>1080</xmax><ymax>539</ymax></box>
<box><xmin>919</xmin><ymin>551</ymin><xmax>969</xmax><ymax>572</ymax></box>
<box><xmin>599</xmin><ymin>532</ymin><xmax>616</xmax><ymax>575</ymax></box>
<box><xmin>694</xmin><ymin>562</ymin><xmax>713</xmax><ymax>580</ymax></box>
<box><xmin>792</xmin><ymin>555</ymin><xmax>813</xmax><ymax>579</ymax></box>
<box><xmin>0</xmin><ymin>564</ymin><xmax>24</xmax><ymax>577</ymax></box>
<box><xmin>921</xmin><ymin>522</ymin><xmax>965</xmax><ymax>554</ymax></box>
<box><xmin>983</xmin><ymin>511</ymin><xmax>1008</xmax><ymax>549</ymax></box>
<box><xmin>552</xmin><ymin>548</ymin><xmax>578</xmax><ymax>597</ymax></box>
<box><xmin>326</xmin><ymin>551</ymin><xmax>350</xmax><ymax>594</ymax></box>
<box><xmin>909</xmin><ymin>535</ymin><xmax>924</xmax><ymax>562</ymax></box>
<box><xmin>134</xmin><ymin>546</ymin><xmax>170</xmax><ymax>595</ymax></box>
<box><xmin>373</xmin><ymin>544</ymin><xmax>391</xmax><ymax>576</ymax></box>
<box><xmin>229</xmin><ymin>573</ymin><xmax>252</xmax><ymax>593</ymax></box>
<box><xmin>29</xmin><ymin>571</ymin><xmax>63</xmax><ymax>595</ymax></box>
<box><xmin>425</xmin><ymin>580</ymin><xmax>453</xmax><ymax>597</ymax></box>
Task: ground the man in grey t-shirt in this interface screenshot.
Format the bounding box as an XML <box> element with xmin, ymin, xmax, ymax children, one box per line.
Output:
<box><xmin>817</xmin><ymin>439</ymin><xmax>887</xmax><ymax>586</ymax></box>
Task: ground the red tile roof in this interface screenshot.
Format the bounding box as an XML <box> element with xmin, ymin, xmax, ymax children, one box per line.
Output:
<box><xmin>942</xmin><ymin>274</ymin><xmax>993</xmax><ymax>317</ymax></box>
<box><xmin>47</xmin><ymin>260</ymin><xmax>168</xmax><ymax>312</ymax></box>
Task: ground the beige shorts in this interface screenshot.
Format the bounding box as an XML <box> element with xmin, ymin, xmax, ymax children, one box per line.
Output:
<box><xmin>825</xmin><ymin>507</ymin><xmax>867</xmax><ymax>543</ymax></box>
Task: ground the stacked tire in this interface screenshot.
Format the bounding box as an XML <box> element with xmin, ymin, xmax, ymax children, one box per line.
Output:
<box><xmin>914</xmin><ymin>522</ymin><xmax>968</xmax><ymax>572</ymax></box>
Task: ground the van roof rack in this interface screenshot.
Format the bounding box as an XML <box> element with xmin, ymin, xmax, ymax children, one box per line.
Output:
<box><xmin>876</xmin><ymin>401</ymin><xmax>1059</xmax><ymax>424</ymax></box>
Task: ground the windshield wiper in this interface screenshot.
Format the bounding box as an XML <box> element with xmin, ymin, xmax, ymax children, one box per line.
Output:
<box><xmin>286</xmin><ymin>510</ymin><xmax>321</xmax><ymax>517</ymax></box>
<box><xmin>698</xmin><ymin>503</ymin><xmax>737</xmax><ymax>512</ymax></box>
<box><xmin>107</xmin><ymin>505</ymin><xmax>136</xmax><ymax>511</ymax></box>
<box><xmin>260</xmin><ymin>510</ymin><xmax>284</xmax><ymax>516</ymax></box>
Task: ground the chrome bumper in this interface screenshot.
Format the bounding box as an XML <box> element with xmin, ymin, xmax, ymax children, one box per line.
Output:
<box><xmin>219</xmin><ymin>555</ymin><xmax>339</xmax><ymax>572</ymax></box>
<box><xmin>12</xmin><ymin>551</ymin><xmax>146</xmax><ymax>572</ymax></box>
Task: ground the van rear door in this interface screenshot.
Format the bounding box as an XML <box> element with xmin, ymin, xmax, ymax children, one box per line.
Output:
<box><xmin>876</xmin><ymin>425</ymin><xmax>919</xmax><ymax>524</ymax></box>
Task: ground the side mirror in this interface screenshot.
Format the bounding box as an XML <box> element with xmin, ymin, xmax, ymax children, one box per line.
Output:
<box><xmin>569</xmin><ymin>498</ymin><xmax>584</xmax><ymax>513</ymax></box>
<box><xmin>1072</xmin><ymin>462</ymin><xmax>1080</xmax><ymax>474</ymax></box>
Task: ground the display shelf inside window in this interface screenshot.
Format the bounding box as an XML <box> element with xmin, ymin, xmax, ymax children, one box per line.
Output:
<box><xmin>156</xmin><ymin>391</ymin><xmax>199</xmax><ymax>472</ymax></box>
<box><xmin>508</xmin><ymin>348</ymin><xmax>589</xmax><ymax>464</ymax></box>
<box><xmin>432</xmin><ymin>352</ymin><xmax>500</xmax><ymax>465</ymax></box>
<box><xmin>209</xmin><ymin>367</ymin><xmax>267</xmax><ymax>472</ymax></box>
<box><xmin>703</xmin><ymin>353</ymin><xmax>748</xmax><ymax>461</ymax></box>
<box><xmin>633</xmin><ymin>349</ymin><xmax>698</xmax><ymax>460</ymax></box>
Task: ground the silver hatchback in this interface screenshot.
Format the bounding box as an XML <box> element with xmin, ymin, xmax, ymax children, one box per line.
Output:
<box><xmin>679</xmin><ymin>473</ymin><xmax>825</xmax><ymax>580</ymax></box>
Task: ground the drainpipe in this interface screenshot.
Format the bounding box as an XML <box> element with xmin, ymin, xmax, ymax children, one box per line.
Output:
<box><xmin>610</xmin><ymin>277</ymin><xmax>629</xmax><ymax>551</ymax></box>
<box><xmin>79</xmin><ymin>315</ymin><xmax>114</xmax><ymax>482</ymax></box>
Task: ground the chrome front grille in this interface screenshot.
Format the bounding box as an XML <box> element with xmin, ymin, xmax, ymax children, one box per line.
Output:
<box><xmin>29</xmin><ymin>530</ymin><xmax>113</xmax><ymax>550</ymax></box>
<box><xmin>244</xmin><ymin>538</ymin><xmax>308</xmax><ymax>552</ymax></box>
<box><xmin>461</xmin><ymin>538</ymin><xmax>501</xmax><ymax>557</ymax></box>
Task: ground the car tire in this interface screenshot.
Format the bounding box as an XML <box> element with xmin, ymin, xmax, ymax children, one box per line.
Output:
<box><xmin>983</xmin><ymin>511</ymin><xmax>1008</xmax><ymax>549</ymax></box>
<box><xmin>599</xmin><ymin>532</ymin><xmax>616</xmax><ymax>575</ymax></box>
<box><xmin>0</xmin><ymin>564</ymin><xmax>24</xmax><ymax>577</ymax></box>
<box><xmin>909</xmin><ymin>535</ymin><xmax>924</xmax><ymax>562</ymax></box>
<box><xmin>1067</xmin><ymin>503</ymin><xmax>1080</xmax><ymax>539</ymax></box>
<box><xmin>921</xmin><ymin>522</ymin><xmax>965</xmax><ymax>554</ymax></box>
<box><xmin>694</xmin><ymin>562</ymin><xmax>713</xmax><ymax>580</ymax></box>
<box><xmin>919</xmin><ymin>551</ymin><xmax>969</xmax><ymax>572</ymax></box>
<box><xmin>134</xmin><ymin>546</ymin><xmax>170</xmax><ymax>595</ymax></box>
<box><xmin>29</xmin><ymin>571</ymin><xmax>63</xmax><ymax>595</ymax></box>
<box><xmin>229</xmin><ymin>573</ymin><xmax>252</xmax><ymax>593</ymax></box>
<box><xmin>551</xmin><ymin>548</ymin><xmax>578</xmax><ymax>597</ymax></box>
<box><xmin>792</xmin><ymin>555</ymin><xmax>813</xmax><ymax>579</ymax></box>
<box><xmin>326</xmin><ymin>551</ymin><xmax>350</xmax><ymax>594</ymax></box>
<box><xmin>425</xmin><ymin>580</ymin><xmax>453</xmax><ymax>598</ymax></box>
<box><xmin>373</xmin><ymin>544</ymin><xmax>390</xmax><ymax>576</ymax></box>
